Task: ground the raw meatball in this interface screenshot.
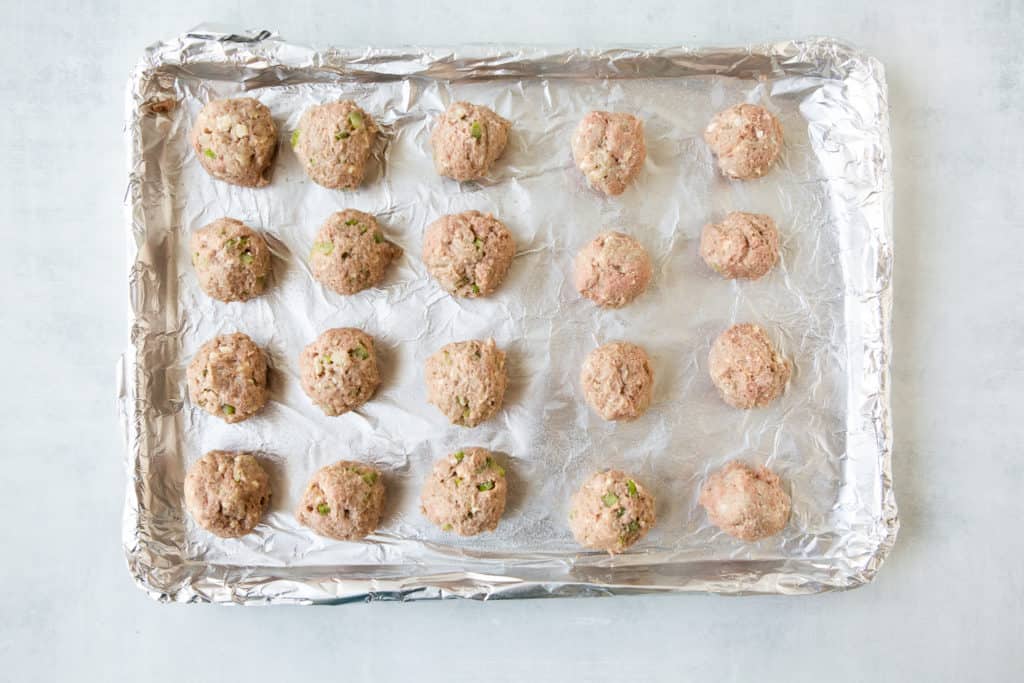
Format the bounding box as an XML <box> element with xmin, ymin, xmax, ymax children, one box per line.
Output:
<box><xmin>293</xmin><ymin>101</ymin><xmax>377</xmax><ymax>189</ymax></box>
<box><xmin>700</xmin><ymin>211</ymin><xmax>780</xmax><ymax>280</ymax></box>
<box><xmin>190</xmin><ymin>98</ymin><xmax>277</xmax><ymax>188</ymax></box>
<box><xmin>420</xmin><ymin>447</ymin><xmax>508</xmax><ymax>536</ymax></box>
<box><xmin>569</xmin><ymin>470</ymin><xmax>656</xmax><ymax>554</ymax></box>
<box><xmin>296</xmin><ymin>460</ymin><xmax>386</xmax><ymax>541</ymax></box>
<box><xmin>430</xmin><ymin>101</ymin><xmax>511</xmax><ymax>181</ymax></box>
<box><xmin>700</xmin><ymin>461</ymin><xmax>791</xmax><ymax>541</ymax></box>
<box><xmin>425</xmin><ymin>339</ymin><xmax>507</xmax><ymax>427</ymax></box>
<box><xmin>574</xmin><ymin>231</ymin><xmax>652</xmax><ymax>308</ymax></box>
<box><xmin>190</xmin><ymin>217</ymin><xmax>272</xmax><ymax>302</ymax></box>
<box><xmin>704</xmin><ymin>104</ymin><xmax>784</xmax><ymax>180</ymax></box>
<box><xmin>186</xmin><ymin>332</ymin><xmax>269</xmax><ymax>423</ymax></box>
<box><xmin>310</xmin><ymin>209</ymin><xmax>401</xmax><ymax>295</ymax></box>
<box><xmin>571</xmin><ymin>111</ymin><xmax>646</xmax><ymax>196</ymax></box>
<box><xmin>184</xmin><ymin>450</ymin><xmax>271</xmax><ymax>538</ymax></box>
<box><xmin>422</xmin><ymin>211</ymin><xmax>515</xmax><ymax>298</ymax></box>
<box><xmin>299</xmin><ymin>328</ymin><xmax>380</xmax><ymax>416</ymax></box>
<box><xmin>709</xmin><ymin>323</ymin><xmax>790</xmax><ymax>409</ymax></box>
<box><xmin>580</xmin><ymin>342</ymin><xmax>654</xmax><ymax>421</ymax></box>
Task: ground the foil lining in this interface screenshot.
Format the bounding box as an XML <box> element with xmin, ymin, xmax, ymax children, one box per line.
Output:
<box><xmin>120</xmin><ymin>29</ymin><xmax>896</xmax><ymax>604</ymax></box>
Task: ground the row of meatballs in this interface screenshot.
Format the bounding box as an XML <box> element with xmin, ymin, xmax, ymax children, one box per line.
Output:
<box><xmin>191</xmin><ymin>96</ymin><xmax>783</xmax><ymax>193</ymax></box>
<box><xmin>188</xmin><ymin>321</ymin><xmax>789</xmax><ymax>429</ymax></box>
<box><xmin>192</xmin><ymin>207</ymin><xmax>781</xmax><ymax>307</ymax></box>
<box><xmin>186</xmin><ymin>449</ymin><xmax>791</xmax><ymax>554</ymax></box>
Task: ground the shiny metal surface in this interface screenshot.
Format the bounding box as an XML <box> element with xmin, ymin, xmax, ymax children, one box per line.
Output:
<box><xmin>120</xmin><ymin>30</ymin><xmax>895</xmax><ymax>603</ymax></box>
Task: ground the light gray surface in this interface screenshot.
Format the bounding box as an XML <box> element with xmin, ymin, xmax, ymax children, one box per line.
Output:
<box><xmin>0</xmin><ymin>0</ymin><xmax>1020</xmax><ymax>681</ymax></box>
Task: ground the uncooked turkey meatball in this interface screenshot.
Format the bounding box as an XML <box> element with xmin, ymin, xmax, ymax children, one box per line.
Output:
<box><xmin>700</xmin><ymin>211</ymin><xmax>779</xmax><ymax>280</ymax></box>
<box><xmin>299</xmin><ymin>328</ymin><xmax>380</xmax><ymax>416</ymax></box>
<box><xmin>420</xmin><ymin>447</ymin><xmax>508</xmax><ymax>536</ymax></box>
<box><xmin>309</xmin><ymin>209</ymin><xmax>401</xmax><ymax>295</ymax></box>
<box><xmin>190</xmin><ymin>98</ymin><xmax>278</xmax><ymax>187</ymax></box>
<box><xmin>296</xmin><ymin>460</ymin><xmax>386</xmax><ymax>540</ymax></box>
<box><xmin>699</xmin><ymin>461</ymin><xmax>791</xmax><ymax>541</ymax></box>
<box><xmin>704</xmin><ymin>103</ymin><xmax>783</xmax><ymax>180</ymax></box>
<box><xmin>422</xmin><ymin>211</ymin><xmax>515</xmax><ymax>298</ymax></box>
<box><xmin>574</xmin><ymin>231</ymin><xmax>652</xmax><ymax>308</ymax></box>
<box><xmin>293</xmin><ymin>101</ymin><xmax>377</xmax><ymax>189</ymax></box>
<box><xmin>190</xmin><ymin>217</ymin><xmax>271</xmax><ymax>302</ymax></box>
<box><xmin>580</xmin><ymin>342</ymin><xmax>654</xmax><ymax>421</ymax></box>
<box><xmin>431</xmin><ymin>101</ymin><xmax>511</xmax><ymax>181</ymax></box>
<box><xmin>569</xmin><ymin>470</ymin><xmax>656</xmax><ymax>553</ymax></box>
<box><xmin>424</xmin><ymin>339</ymin><xmax>507</xmax><ymax>427</ymax></box>
<box><xmin>708</xmin><ymin>323</ymin><xmax>790</xmax><ymax>409</ymax></box>
<box><xmin>184</xmin><ymin>450</ymin><xmax>271</xmax><ymax>538</ymax></box>
<box><xmin>571</xmin><ymin>111</ymin><xmax>646</xmax><ymax>196</ymax></box>
<box><xmin>186</xmin><ymin>332</ymin><xmax>269</xmax><ymax>423</ymax></box>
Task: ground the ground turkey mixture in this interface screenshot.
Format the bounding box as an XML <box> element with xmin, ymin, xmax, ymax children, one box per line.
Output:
<box><xmin>422</xmin><ymin>211</ymin><xmax>515</xmax><ymax>298</ymax></box>
<box><xmin>420</xmin><ymin>447</ymin><xmax>508</xmax><ymax>535</ymax></box>
<box><xmin>293</xmin><ymin>101</ymin><xmax>377</xmax><ymax>189</ymax></box>
<box><xmin>296</xmin><ymin>460</ymin><xmax>386</xmax><ymax>540</ymax></box>
<box><xmin>310</xmin><ymin>209</ymin><xmax>401</xmax><ymax>295</ymax></box>
<box><xmin>570</xmin><ymin>469</ymin><xmax>656</xmax><ymax>553</ymax></box>
<box><xmin>571</xmin><ymin>111</ymin><xmax>646</xmax><ymax>196</ymax></box>
<box><xmin>700</xmin><ymin>211</ymin><xmax>780</xmax><ymax>280</ymax></box>
<box><xmin>574</xmin><ymin>231</ymin><xmax>652</xmax><ymax>308</ymax></box>
<box><xmin>700</xmin><ymin>461</ymin><xmax>791</xmax><ymax>541</ymax></box>
<box><xmin>704</xmin><ymin>103</ymin><xmax>784</xmax><ymax>180</ymax></box>
<box><xmin>431</xmin><ymin>101</ymin><xmax>511</xmax><ymax>181</ymax></box>
<box><xmin>580</xmin><ymin>342</ymin><xmax>654</xmax><ymax>421</ymax></box>
<box><xmin>190</xmin><ymin>97</ymin><xmax>278</xmax><ymax>187</ymax></box>
<box><xmin>424</xmin><ymin>339</ymin><xmax>507</xmax><ymax>427</ymax></box>
<box><xmin>708</xmin><ymin>323</ymin><xmax>791</xmax><ymax>409</ymax></box>
<box><xmin>299</xmin><ymin>327</ymin><xmax>381</xmax><ymax>416</ymax></box>
<box><xmin>190</xmin><ymin>217</ymin><xmax>271</xmax><ymax>302</ymax></box>
<box><xmin>186</xmin><ymin>332</ymin><xmax>269</xmax><ymax>423</ymax></box>
<box><xmin>184</xmin><ymin>450</ymin><xmax>271</xmax><ymax>538</ymax></box>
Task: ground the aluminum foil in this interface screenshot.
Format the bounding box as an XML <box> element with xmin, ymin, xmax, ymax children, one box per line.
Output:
<box><xmin>119</xmin><ymin>29</ymin><xmax>897</xmax><ymax>604</ymax></box>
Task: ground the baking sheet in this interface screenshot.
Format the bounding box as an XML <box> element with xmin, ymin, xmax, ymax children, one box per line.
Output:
<box><xmin>119</xmin><ymin>29</ymin><xmax>897</xmax><ymax>603</ymax></box>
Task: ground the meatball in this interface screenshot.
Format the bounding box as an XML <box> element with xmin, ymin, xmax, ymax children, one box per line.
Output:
<box><xmin>420</xmin><ymin>447</ymin><xmax>508</xmax><ymax>536</ymax></box>
<box><xmin>186</xmin><ymin>332</ymin><xmax>269</xmax><ymax>423</ymax></box>
<box><xmin>299</xmin><ymin>328</ymin><xmax>380</xmax><ymax>416</ymax></box>
<box><xmin>184</xmin><ymin>450</ymin><xmax>271</xmax><ymax>538</ymax></box>
<box><xmin>574</xmin><ymin>231</ymin><xmax>652</xmax><ymax>308</ymax></box>
<box><xmin>422</xmin><ymin>211</ymin><xmax>515</xmax><ymax>298</ymax></box>
<box><xmin>571</xmin><ymin>111</ymin><xmax>646</xmax><ymax>196</ymax></box>
<box><xmin>296</xmin><ymin>460</ymin><xmax>386</xmax><ymax>541</ymax></box>
<box><xmin>700</xmin><ymin>461</ymin><xmax>791</xmax><ymax>541</ymax></box>
<box><xmin>704</xmin><ymin>104</ymin><xmax>784</xmax><ymax>180</ymax></box>
<box><xmin>430</xmin><ymin>101</ymin><xmax>511</xmax><ymax>181</ymax></box>
<box><xmin>569</xmin><ymin>470</ymin><xmax>656</xmax><ymax>554</ymax></box>
<box><xmin>700</xmin><ymin>211</ymin><xmax>780</xmax><ymax>280</ymax></box>
<box><xmin>424</xmin><ymin>339</ymin><xmax>507</xmax><ymax>427</ymax></box>
<box><xmin>190</xmin><ymin>217</ymin><xmax>272</xmax><ymax>302</ymax></box>
<box><xmin>293</xmin><ymin>101</ymin><xmax>377</xmax><ymax>189</ymax></box>
<box><xmin>580</xmin><ymin>342</ymin><xmax>654</xmax><ymax>421</ymax></box>
<box><xmin>709</xmin><ymin>323</ymin><xmax>790</xmax><ymax>409</ymax></box>
<box><xmin>190</xmin><ymin>98</ymin><xmax>277</xmax><ymax>188</ymax></box>
<box><xmin>310</xmin><ymin>209</ymin><xmax>401</xmax><ymax>295</ymax></box>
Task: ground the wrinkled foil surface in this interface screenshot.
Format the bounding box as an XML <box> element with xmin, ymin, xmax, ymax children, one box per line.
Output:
<box><xmin>120</xmin><ymin>30</ymin><xmax>896</xmax><ymax>604</ymax></box>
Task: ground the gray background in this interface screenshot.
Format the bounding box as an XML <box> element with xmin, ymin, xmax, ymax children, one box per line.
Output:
<box><xmin>1</xmin><ymin>0</ymin><xmax>1020</xmax><ymax>681</ymax></box>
